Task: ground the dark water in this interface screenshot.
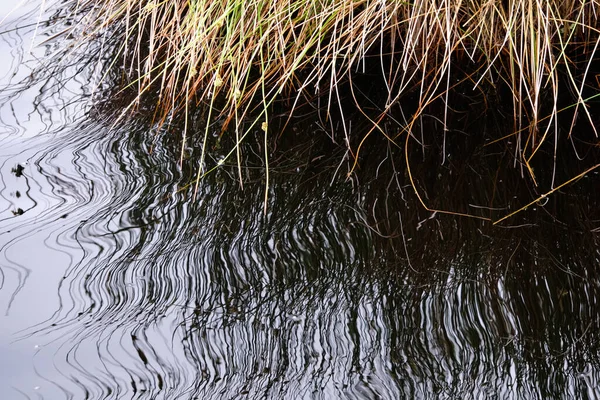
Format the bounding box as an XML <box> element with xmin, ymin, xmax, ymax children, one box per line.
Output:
<box><xmin>2</xmin><ymin>3</ymin><xmax>600</xmax><ymax>399</ymax></box>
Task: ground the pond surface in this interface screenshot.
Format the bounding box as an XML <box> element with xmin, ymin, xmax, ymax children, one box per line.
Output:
<box><xmin>2</xmin><ymin>3</ymin><xmax>600</xmax><ymax>399</ymax></box>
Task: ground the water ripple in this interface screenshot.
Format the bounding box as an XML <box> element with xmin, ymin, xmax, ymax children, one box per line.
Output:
<box><xmin>3</xmin><ymin>3</ymin><xmax>600</xmax><ymax>399</ymax></box>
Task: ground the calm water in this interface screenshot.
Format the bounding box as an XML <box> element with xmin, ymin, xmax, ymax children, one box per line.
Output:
<box><xmin>2</xmin><ymin>3</ymin><xmax>600</xmax><ymax>399</ymax></box>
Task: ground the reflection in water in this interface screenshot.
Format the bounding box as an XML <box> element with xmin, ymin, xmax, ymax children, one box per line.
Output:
<box><xmin>2</xmin><ymin>4</ymin><xmax>600</xmax><ymax>400</ymax></box>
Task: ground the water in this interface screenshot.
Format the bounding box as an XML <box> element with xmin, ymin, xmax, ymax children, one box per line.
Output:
<box><xmin>2</xmin><ymin>3</ymin><xmax>600</xmax><ymax>399</ymax></box>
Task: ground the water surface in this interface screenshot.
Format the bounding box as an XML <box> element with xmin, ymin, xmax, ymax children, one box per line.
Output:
<box><xmin>2</xmin><ymin>4</ymin><xmax>600</xmax><ymax>399</ymax></box>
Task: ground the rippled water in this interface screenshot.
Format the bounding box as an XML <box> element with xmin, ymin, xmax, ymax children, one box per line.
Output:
<box><xmin>2</xmin><ymin>3</ymin><xmax>600</xmax><ymax>399</ymax></box>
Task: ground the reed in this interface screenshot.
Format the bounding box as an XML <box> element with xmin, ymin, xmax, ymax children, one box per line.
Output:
<box><xmin>51</xmin><ymin>0</ymin><xmax>600</xmax><ymax>209</ymax></box>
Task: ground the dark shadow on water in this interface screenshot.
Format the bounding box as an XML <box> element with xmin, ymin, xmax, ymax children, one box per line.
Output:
<box><xmin>2</xmin><ymin>104</ymin><xmax>598</xmax><ymax>398</ymax></box>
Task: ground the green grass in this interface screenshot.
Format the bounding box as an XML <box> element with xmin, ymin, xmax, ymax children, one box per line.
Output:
<box><xmin>51</xmin><ymin>0</ymin><xmax>600</xmax><ymax>218</ymax></box>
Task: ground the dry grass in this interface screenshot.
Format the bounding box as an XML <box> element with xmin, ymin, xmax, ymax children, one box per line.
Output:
<box><xmin>50</xmin><ymin>0</ymin><xmax>600</xmax><ymax>215</ymax></box>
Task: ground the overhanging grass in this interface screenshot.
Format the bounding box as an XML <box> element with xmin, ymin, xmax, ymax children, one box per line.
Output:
<box><xmin>49</xmin><ymin>0</ymin><xmax>600</xmax><ymax>218</ymax></box>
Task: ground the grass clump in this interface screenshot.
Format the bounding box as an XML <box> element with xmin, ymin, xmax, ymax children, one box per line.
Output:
<box><xmin>50</xmin><ymin>0</ymin><xmax>600</xmax><ymax>215</ymax></box>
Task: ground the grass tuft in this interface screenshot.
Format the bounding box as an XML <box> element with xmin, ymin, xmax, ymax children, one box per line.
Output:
<box><xmin>49</xmin><ymin>0</ymin><xmax>600</xmax><ymax>217</ymax></box>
